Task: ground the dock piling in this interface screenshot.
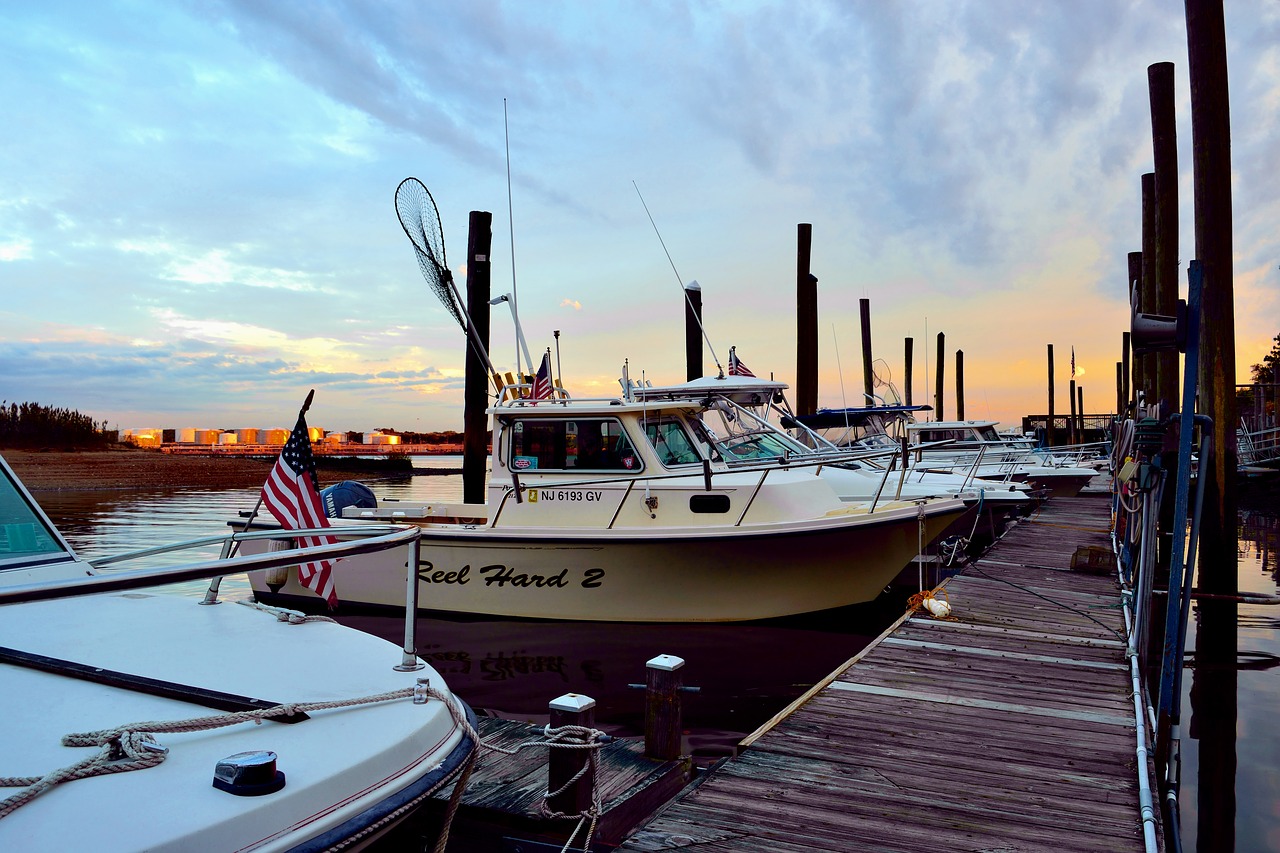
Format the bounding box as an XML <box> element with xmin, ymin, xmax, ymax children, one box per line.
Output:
<box><xmin>547</xmin><ymin>693</ymin><xmax>597</xmax><ymax>818</ymax></box>
<box><xmin>643</xmin><ymin>654</ymin><xmax>687</xmax><ymax>761</ymax></box>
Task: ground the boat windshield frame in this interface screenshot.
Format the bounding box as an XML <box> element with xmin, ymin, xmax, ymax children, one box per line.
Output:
<box><xmin>0</xmin><ymin>456</ymin><xmax>77</xmax><ymax>571</ymax></box>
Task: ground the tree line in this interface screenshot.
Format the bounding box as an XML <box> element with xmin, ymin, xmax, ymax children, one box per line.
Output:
<box><xmin>0</xmin><ymin>401</ymin><xmax>113</xmax><ymax>448</ymax></box>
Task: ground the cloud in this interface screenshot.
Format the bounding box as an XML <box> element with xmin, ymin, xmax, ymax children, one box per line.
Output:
<box><xmin>560</xmin><ymin>298</ymin><xmax>581</xmax><ymax>310</ymax></box>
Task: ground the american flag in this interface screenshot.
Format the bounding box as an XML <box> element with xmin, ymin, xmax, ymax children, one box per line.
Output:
<box><xmin>1071</xmin><ymin>346</ymin><xmax>1076</xmax><ymax>378</ymax></box>
<box><xmin>728</xmin><ymin>346</ymin><xmax>756</xmax><ymax>378</ymax></box>
<box><xmin>531</xmin><ymin>351</ymin><xmax>553</xmax><ymax>400</ymax></box>
<box><xmin>261</xmin><ymin>415</ymin><xmax>338</xmax><ymax>608</ymax></box>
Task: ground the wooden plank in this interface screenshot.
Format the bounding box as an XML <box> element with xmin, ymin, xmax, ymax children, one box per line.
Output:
<box><xmin>617</xmin><ymin>493</ymin><xmax>1151</xmax><ymax>852</ymax></box>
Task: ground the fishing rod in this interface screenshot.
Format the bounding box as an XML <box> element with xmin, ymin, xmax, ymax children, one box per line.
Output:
<box><xmin>632</xmin><ymin>181</ymin><xmax>725</xmax><ymax>378</ymax></box>
<box><xmin>504</xmin><ymin>98</ymin><xmax>523</xmax><ymax>379</ymax></box>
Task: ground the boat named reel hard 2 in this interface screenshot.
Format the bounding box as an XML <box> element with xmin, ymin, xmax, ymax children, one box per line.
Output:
<box><xmin>0</xmin><ymin>452</ymin><xmax>475</xmax><ymax>852</ymax></box>
<box><xmin>246</xmin><ymin>377</ymin><xmax>968</xmax><ymax>623</ymax></box>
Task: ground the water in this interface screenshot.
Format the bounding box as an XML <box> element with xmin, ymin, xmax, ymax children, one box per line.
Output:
<box><xmin>29</xmin><ymin>460</ymin><xmax>1280</xmax><ymax>845</ymax></box>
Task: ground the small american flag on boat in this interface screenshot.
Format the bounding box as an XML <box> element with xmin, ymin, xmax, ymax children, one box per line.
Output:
<box><xmin>531</xmin><ymin>351</ymin><xmax>553</xmax><ymax>400</ymax></box>
<box><xmin>260</xmin><ymin>414</ymin><xmax>338</xmax><ymax>608</ymax></box>
<box><xmin>728</xmin><ymin>346</ymin><xmax>756</xmax><ymax>378</ymax></box>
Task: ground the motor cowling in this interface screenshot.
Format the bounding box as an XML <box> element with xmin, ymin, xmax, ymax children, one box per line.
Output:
<box><xmin>320</xmin><ymin>481</ymin><xmax>377</xmax><ymax>518</ymax></box>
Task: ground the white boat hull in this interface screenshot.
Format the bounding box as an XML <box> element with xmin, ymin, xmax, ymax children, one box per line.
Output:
<box><xmin>248</xmin><ymin>499</ymin><xmax>967</xmax><ymax>622</ymax></box>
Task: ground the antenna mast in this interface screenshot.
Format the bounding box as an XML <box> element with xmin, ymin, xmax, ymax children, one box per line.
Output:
<box><xmin>632</xmin><ymin>181</ymin><xmax>725</xmax><ymax>378</ymax></box>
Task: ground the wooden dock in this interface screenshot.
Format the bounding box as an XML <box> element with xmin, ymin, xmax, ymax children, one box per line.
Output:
<box><xmin>619</xmin><ymin>493</ymin><xmax>1155</xmax><ymax>852</ymax></box>
<box><xmin>397</xmin><ymin>716</ymin><xmax>690</xmax><ymax>851</ymax></box>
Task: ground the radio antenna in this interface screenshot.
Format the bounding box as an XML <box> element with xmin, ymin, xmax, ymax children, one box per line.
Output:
<box><xmin>632</xmin><ymin>181</ymin><xmax>725</xmax><ymax>378</ymax></box>
<box><xmin>504</xmin><ymin>98</ymin><xmax>523</xmax><ymax>378</ymax></box>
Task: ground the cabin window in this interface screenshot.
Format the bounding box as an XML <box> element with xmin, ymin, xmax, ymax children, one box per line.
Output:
<box><xmin>643</xmin><ymin>418</ymin><xmax>703</xmax><ymax>467</ymax></box>
<box><xmin>509</xmin><ymin>418</ymin><xmax>640</xmax><ymax>472</ymax></box>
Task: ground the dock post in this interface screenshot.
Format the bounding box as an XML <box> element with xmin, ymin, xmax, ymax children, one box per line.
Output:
<box><xmin>934</xmin><ymin>332</ymin><xmax>945</xmax><ymax>420</ymax></box>
<box><xmin>796</xmin><ymin>224</ymin><xmax>818</xmax><ymax>417</ymax></box>
<box><xmin>860</xmin><ymin>299</ymin><xmax>874</xmax><ymax>405</ymax></box>
<box><xmin>684</xmin><ymin>281</ymin><xmax>703</xmax><ymax>381</ymax></box>
<box><xmin>644</xmin><ymin>654</ymin><xmax>686</xmax><ymax>761</ymax></box>
<box><xmin>463</xmin><ymin>211</ymin><xmax>493</xmax><ymax>505</ymax></box>
<box><xmin>1069</xmin><ymin>379</ymin><xmax>1078</xmax><ymax>444</ymax></box>
<box><xmin>955</xmin><ymin>349</ymin><xmax>964</xmax><ymax>420</ymax></box>
<box><xmin>1047</xmin><ymin>344</ymin><xmax>1056</xmax><ymax>447</ymax></box>
<box><xmin>547</xmin><ymin>693</ymin><xmax>596</xmax><ymax>818</ymax></box>
<box><xmin>904</xmin><ymin>337</ymin><xmax>914</xmax><ymax>406</ymax></box>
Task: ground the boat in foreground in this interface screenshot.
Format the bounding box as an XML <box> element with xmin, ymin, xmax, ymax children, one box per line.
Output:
<box><xmin>0</xmin><ymin>453</ymin><xmax>475</xmax><ymax>851</ymax></box>
<box><xmin>246</xmin><ymin>381</ymin><xmax>967</xmax><ymax>622</ymax></box>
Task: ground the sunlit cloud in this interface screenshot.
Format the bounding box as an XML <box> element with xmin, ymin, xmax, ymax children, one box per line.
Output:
<box><xmin>0</xmin><ymin>239</ymin><xmax>32</xmax><ymax>262</ymax></box>
<box><xmin>560</xmin><ymin>299</ymin><xmax>582</xmax><ymax>310</ymax></box>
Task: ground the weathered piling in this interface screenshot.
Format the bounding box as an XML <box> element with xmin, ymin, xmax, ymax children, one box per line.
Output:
<box><xmin>547</xmin><ymin>693</ymin><xmax>596</xmax><ymax>817</ymax></box>
<box><xmin>1069</xmin><ymin>378</ymin><xmax>1078</xmax><ymax>444</ymax></box>
<box><xmin>860</xmin><ymin>298</ymin><xmax>874</xmax><ymax>405</ymax></box>
<box><xmin>1185</xmin><ymin>3</ymin><xmax>1239</xmax><ymax>841</ymax></box>
<box><xmin>1140</xmin><ymin>172</ymin><xmax>1157</xmax><ymax>406</ymax></box>
<box><xmin>684</xmin><ymin>281</ymin><xmax>702</xmax><ymax>381</ymax></box>
<box><xmin>463</xmin><ymin>211</ymin><xmax>493</xmax><ymax>505</ymax></box>
<box><xmin>643</xmin><ymin>654</ymin><xmax>686</xmax><ymax>761</ymax></box>
<box><xmin>1047</xmin><ymin>344</ymin><xmax>1056</xmax><ymax>447</ymax></box>
<box><xmin>934</xmin><ymin>332</ymin><xmax>945</xmax><ymax>420</ymax></box>
<box><xmin>955</xmin><ymin>349</ymin><xmax>965</xmax><ymax>420</ymax></box>
<box><xmin>1122</xmin><ymin>330</ymin><xmax>1132</xmax><ymax>416</ymax></box>
<box><xmin>1078</xmin><ymin>385</ymin><xmax>1085</xmax><ymax>437</ymax></box>
<box><xmin>796</xmin><ymin>224</ymin><xmax>817</xmax><ymax>416</ymax></box>
<box><xmin>1117</xmin><ymin>361</ymin><xmax>1124</xmax><ymax>417</ymax></box>
<box><xmin>1150</xmin><ymin>61</ymin><xmax>1181</xmax><ymax>408</ymax></box>
<box><xmin>1127</xmin><ymin>253</ymin><xmax>1142</xmax><ymax>410</ymax></box>
<box><xmin>904</xmin><ymin>337</ymin><xmax>914</xmax><ymax>406</ymax></box>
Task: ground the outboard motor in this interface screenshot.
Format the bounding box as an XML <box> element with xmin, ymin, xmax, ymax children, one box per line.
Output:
<box><xmin>321</xmin><ymin>481</ymin><xmax>378</xmax><ymax>518</ymax></box>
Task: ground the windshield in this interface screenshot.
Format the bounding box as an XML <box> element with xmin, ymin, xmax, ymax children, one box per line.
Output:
<box><xmin>0</xmin><ymin>460</ymin><xmax>71</xmax><ymax>567</ymax></box>
<box><xmin>643</xmin><ymin>418</ymin><xmax>703</xmax><ymax>467</ymax></box>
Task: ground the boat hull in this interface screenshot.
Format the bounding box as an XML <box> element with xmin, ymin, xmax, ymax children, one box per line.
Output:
<box><xmin>249</xmin><ymin>500</ymin><xmax>967</xmax><ymax>622</ymax></box>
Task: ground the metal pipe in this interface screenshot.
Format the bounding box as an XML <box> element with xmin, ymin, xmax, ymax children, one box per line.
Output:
<box><xmin>395</xmin><ymin>535</ymin><xmax>426</xmax><ymax>672</ymax></box>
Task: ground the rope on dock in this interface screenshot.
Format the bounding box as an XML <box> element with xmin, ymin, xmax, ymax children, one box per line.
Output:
<box><xmin>966</xmin><ymin>565</ymin><xmax>1127</xmax><ymax>643</ymax></box>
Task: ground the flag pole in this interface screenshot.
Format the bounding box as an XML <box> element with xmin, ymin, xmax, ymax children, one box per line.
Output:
<box><xmin>201</xmin><ymin>389</ymin><xmax>316</xmax><ymax>605</ymax></box>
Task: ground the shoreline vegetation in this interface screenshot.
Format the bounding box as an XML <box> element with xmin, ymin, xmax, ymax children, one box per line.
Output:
<box><xmin>2</xmin><ymin>447</ymin><xmax>462</xmax><ymax>492</ymax></box>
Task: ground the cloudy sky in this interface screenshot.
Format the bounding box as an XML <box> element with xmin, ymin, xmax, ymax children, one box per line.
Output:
<box><xmin>3</xmin><ymin>1</ymin><xmax>1277</xmax><ymax>433</ymax></box>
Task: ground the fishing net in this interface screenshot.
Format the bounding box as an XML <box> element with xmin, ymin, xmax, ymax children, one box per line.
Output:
<box><xmin>394</xmin><ymin>177</ymin><xmax>466</xmax><ymax>331</ymax></box>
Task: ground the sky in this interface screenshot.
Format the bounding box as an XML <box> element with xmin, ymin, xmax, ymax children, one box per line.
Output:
<box><xmin>2</xmin><ymin>0</ymin><xmax>1278</xmax><ymax>434</ymax></box>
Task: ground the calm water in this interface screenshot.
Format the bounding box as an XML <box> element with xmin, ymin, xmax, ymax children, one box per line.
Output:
<box><xmin>28</xmin><ymin>458</ymin><xmax>1280</xmax><ymax>847</ymax></box>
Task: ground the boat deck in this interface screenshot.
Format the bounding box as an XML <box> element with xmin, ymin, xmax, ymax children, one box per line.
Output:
<box><xmin>619</xmin><ymin>493</ymin><xmax>1155</xmax><ymax>852</ymax></box>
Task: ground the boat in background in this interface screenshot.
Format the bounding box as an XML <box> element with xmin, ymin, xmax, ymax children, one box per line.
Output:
<box><xmin>245</xmin><ymin>378</ymin><xmax>967</xmax><ymax>623</ymax></box>
<box><xmin>903</xmin><ymin>419</ymin><xmax>1101</xmax><ymax>497</ymax></box>
<box><xmin>0</xmin><ymin>452</ymin><xmax>475</xmax><ymax>852</ymax></box>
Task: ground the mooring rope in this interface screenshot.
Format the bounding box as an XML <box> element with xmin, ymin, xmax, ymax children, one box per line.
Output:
<box><xmin>236</xmin><ymin>599</ymin><xmax>338</xmax><ymax>624</ymax></box>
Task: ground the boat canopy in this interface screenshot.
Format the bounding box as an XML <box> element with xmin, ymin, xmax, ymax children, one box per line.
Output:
<box><xmin>793</xmin><ymin>404</ymin><xmax>933</xmax><ymax>431</ymax></box>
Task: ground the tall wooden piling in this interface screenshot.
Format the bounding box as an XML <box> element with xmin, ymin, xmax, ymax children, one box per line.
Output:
<box><xmin>955</xmin><ymin>349</ymin><xmax>965</xmax><ymax>420</ymax></box>
<box><xmin>684</xmin><ymin>281</ymin><xmax>703</xmax><ymax>381</ymax></box>
<box><xmin>934</xmin><ymin>333</ymin><xmax>945</xmax><ymax>421</ymax></box>
<box><xmin>1069</xmin><ymin>379</ymin><xmax>1078</xmax><ymax>444</ymax></box>
<box><xmin>1140</xmin><ymin>173</ymin><xmax>1157</xmax><ymax>407</ymax></box>
<box><xmin>1117</xmin><ymin>362</ymin><xmax>1124</xmax><ymax>417</ymax></box>
<box><xmin>1185</xmin><ymin>2</ymin><xmax>1238</xmax><ymax>842</ymax></box>
<box><xmin>904</xmin><ymin>338</ymin><xmax>914</xmax><ymax>406</ymax></box>
<box><xmin>1047</xmin><ymin>344</ymin><xmax>1056</xmax><ymax>447</ymax></box>
<box><xmin>1122</xmin><ymin>330</ymin><xmax>1132</xmax><ymax>416</ymax></box>
<box><xmin>859</xmin><ymin>299</ymin><xmax>874</xmax><ymax>405</ymax></box>
<box><xmin>796</xmin><ymin>225</ymin><xmax>817</xmax><ymax>416</ymax></box>
<box><xmin>1078</xmin><ymin>385</ymin><xmax>1085</xmax><ymax>437</ymax></box>
<box><xmin>463</xmin><ymin>211</ymin><xmax>493</xmax><ymax>505</ymax></box>
<box><xmin>1150</xmin><ymin>61</ymin><xmax>1181</xmax><ymax>409</ymax></box>
<box><xmin>1127</xmin><ymin>253</ymin><xmax>1142</xmax><ymax>410</ymax></box>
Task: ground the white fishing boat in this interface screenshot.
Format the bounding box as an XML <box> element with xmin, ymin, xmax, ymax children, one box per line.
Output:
<box><xmin>0</xmin><ymin>452</ymin><xmax>475</xmax><ymax>851</ymax></box>
<box><xmin>903</xmin><ymin>420</ymin><xmax>1100</xmax><ymax>497</ymax></box>
<box><xmin>245</xmin><ymin>382</ymin><xmax>967</xmax><ymax>623</ymax></box>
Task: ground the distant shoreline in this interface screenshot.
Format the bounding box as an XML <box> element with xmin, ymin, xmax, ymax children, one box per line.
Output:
<box><xmin>2</xmin><ymin>448</ymin><xmax>449</xmax><ymax>492</ymax></box>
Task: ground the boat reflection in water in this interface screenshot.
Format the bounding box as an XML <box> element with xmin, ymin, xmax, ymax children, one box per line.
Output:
<box><xmin>338</xmin><ymin>602</ymin><xmax>894</xmax><ymax>760</ymax></box>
